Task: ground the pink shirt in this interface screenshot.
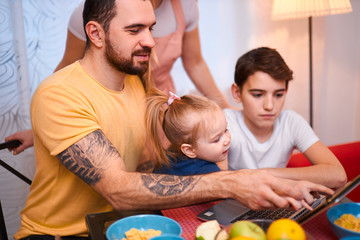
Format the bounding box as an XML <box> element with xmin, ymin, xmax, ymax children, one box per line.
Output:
<box><xmin>151</xmin><ymin>0</ymin><xmax>186</xmax><ymax>94</ymax></box>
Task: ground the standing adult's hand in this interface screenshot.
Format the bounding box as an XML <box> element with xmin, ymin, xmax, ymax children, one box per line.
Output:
<box><xmin>5</xmin><ymin>129</ymin><xmax>34</xmax><ymax>155</ymax></box>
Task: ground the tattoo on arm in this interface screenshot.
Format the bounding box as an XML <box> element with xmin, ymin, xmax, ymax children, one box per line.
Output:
<box><xmin>57</xmin><ymin>130</ymin><xmax>199</xmax><ymax>197</ymax></box>
<box><xmin>57</xmin><ymin>130</ymin><xmax>119</xmax><ymax>186</ymax></box>
<box><xmin>141</xmin><ymin>174</ymin><xmax>199</xmax><ymax>196</ymax></box>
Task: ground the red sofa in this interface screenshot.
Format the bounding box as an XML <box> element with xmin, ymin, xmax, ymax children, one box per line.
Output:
<box><xmin>287</xmin><ymin>141</ymin><xmax>360</xmax><ymax>202</ymax></box>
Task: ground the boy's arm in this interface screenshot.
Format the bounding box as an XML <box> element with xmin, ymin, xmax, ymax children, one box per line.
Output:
<box><xmin>267</xmin><ymin>141</ymin><xmax>347</xmax><ymax>188</ymax></box>
<box><xmin>57</xmin><ymin>130</ymin><xmax>334</xmax><ymax>211</ymax></box>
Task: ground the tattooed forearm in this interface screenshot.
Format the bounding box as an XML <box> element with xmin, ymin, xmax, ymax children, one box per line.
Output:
<box><xmin>57</xmin><ymin>144</ymin><xmax>102</xmax><ymax>185</ymax></box>
<box><xmin>57</xmin><ymin>130</ymin><xmax>119</xmax><ymax>186</ymax></box>
<box><xmin>141</xmin><ymin>174</ymin><xmax>199</xmax><ymax>196</ymax></box>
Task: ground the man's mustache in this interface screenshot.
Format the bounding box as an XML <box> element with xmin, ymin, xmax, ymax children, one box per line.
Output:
<box><xmin>133</xmin><ymin>47</ymin><xmax>152</xmax><ymax>56</ymax></box>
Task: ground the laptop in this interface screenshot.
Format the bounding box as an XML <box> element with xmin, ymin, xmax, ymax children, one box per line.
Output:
<box><xmin>197</xmin><ymin>174</ymin><xmax>360</xmax><ymax>226</ymax></box>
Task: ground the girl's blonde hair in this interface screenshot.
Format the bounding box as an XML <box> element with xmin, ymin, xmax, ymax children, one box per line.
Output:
<box><xmin>140</xmin><ymin>53</ymin><xmax>156</xmax><ymax>92</ymax></box>
<box><xmin>145</xmin><ymin>88</ymin><xmax>222</xmax><ymax>168</ymax></box>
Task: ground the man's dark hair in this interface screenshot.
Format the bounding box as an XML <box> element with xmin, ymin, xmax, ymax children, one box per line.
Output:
<box><xmin>83</xmin><ymin>0</ymin><xmax>117</xmax><ymax>48</ymax></box>
<box><xmin>234</xmin><ymin>47</ymin><xmax>293</xmax><ymax>90</ymax></box>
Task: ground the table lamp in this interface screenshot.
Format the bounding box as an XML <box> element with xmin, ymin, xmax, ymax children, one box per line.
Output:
<box><xmin>271</xmin><ymin>0</ymin><xmax>352</xmax><ymax>127</ymax></box>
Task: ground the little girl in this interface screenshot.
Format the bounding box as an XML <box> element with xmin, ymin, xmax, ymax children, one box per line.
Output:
<box><xmin>145</xmin><ymin>88</ymin><xmax>231</xmax><ymax>175</ymax></box>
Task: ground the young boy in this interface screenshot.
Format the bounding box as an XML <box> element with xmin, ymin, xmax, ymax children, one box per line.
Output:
<box><xmin>224</xmin><ymin>47</ymin><xmax>347</xmax><ymax>189</ymax></box>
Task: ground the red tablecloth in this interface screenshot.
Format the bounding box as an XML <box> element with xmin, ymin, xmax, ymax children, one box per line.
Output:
<box><xmin>162</xmin><ymin>201</ymin><xmax>338</xmax><ymax>240</ymax></box>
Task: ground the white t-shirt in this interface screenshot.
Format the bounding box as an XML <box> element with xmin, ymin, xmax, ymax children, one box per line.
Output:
<box><xmin>224</xmin><ymin>109</ymin><xmax>319</xmax><ymax>170</ymax></box>
<box><xmin>68</xmin><ymin>0</ymin><xmax>199</xmax><ymax>41</ymax></box>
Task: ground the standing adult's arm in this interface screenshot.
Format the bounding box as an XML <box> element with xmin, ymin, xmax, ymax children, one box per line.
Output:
<box><xmin>54</xmin><ymin>30</ymin><xmax>86</xmax><ymax>72</ymax></box>
<box><xmin>57</xmin><ymin>130</ymin><xmax>334</xmax><ymax>211</ymax></box>
<box><xmin>181</xmin><ymin>27</ymin><xmax>231</xmax><ymax>109</ymax></box>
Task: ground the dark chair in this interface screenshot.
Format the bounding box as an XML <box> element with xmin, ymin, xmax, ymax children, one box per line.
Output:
<box><xmin>0</xmin><ymin>140</ymin><xmax>32</xmax><ymax>240</ymax></box>
<box><xmin>0</xmin><ymin>201</ymin><xmax>8</xmax><ymax>240</ymax></box>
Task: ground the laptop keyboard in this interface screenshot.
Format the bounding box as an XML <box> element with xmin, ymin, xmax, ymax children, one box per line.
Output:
<box><xmin>230</xmin><ymin>197</ymin><xmax>323</xmax><ymax>223</ymax></box>
<box><xmin>231</xmin><ymin>208</ymin><xmax>295</xmax><ymax>223</ymax></box>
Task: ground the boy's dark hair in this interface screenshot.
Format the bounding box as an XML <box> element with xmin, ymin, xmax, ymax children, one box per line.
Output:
<box><xmin>234</xmin><ymin>47</ymin><xmax>293</xmax><ymax>90</ymax></box>
<box><xmin>83</xmin><ymin>0</ymin><xmax>117</xmax><ymax>48</ymax></box>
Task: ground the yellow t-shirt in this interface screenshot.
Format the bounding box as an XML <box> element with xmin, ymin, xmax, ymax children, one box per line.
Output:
<box><xmin>14</xmin><ymin>61</ymin><xmax>146</xmax><ymax>239</ymax></box>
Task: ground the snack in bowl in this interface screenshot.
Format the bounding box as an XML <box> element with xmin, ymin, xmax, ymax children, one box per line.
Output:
<box><xmin>106</xmin><ymin>214</ymin><xmax>182</xmax><ymax>240</ymax></box>
<box><xmin>327</xmin><ymin>202</ymin><xmax>360</xmax><ymax>239</ymax></box>
<box><xmin>122</xmin><ymin>228</ymin><xmax>161</xmax><ymax>240</ymax></box>
<box><xmin>334</xmin><ymin>214</ymin><xmax>360</xmax><ymax>232</ymax></box>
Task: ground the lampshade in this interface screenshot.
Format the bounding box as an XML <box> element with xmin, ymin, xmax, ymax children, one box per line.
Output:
<box><xmin>272</xmin><ymin>0</ymin><xmax>353</xmax><ymax>20</ymax></box>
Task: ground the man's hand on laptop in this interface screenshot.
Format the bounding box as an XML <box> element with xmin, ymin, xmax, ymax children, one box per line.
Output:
<box><xmin>280</xmin><ymin>177</ymin><xmax>334</xmax><ymax>209</ymax></box>
<box><xmin>227</xmin><ymin>169</ymin><xmax>334</xmax><ymax>211</ymax></box>
<box><xmin>284</xmin><ymin>197</ymin><xmax>312</xmax><ymax>211</ymax></box>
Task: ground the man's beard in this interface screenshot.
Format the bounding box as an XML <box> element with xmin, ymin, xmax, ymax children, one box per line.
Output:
<box><xmin>105</xmin><ymin>38</ymin><xmax>151</xmax><ymax>75</ymax></box>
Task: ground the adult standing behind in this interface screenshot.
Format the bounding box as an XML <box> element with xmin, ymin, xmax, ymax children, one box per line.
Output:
<box><xmin>57</xmin><ymin>0</ymin><xmax>230</xmax><ymax>108</ymax></box>
<box><xmin>14</xmin><ymin>0</ymin><xmax>332</xmax><ymax>239</ymax></box>
<box><xmin>6</xmin><ymin>0</ymin><xmax>233</xmax><ymax>155</ymax></box>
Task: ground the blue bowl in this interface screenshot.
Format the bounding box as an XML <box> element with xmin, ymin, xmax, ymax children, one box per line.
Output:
<box><xmin>150</xmin><ymin>234</ymin><xmax>185</xmax><ymax>240</ymax></box>
<box><xmin>106</xmin><ymin>214</ymin><xmax>182</xmax><ymax>240</ymax></box>
<box><xmin>327</xmin><ymin>203</ymin><xmax>360</xmax><ymax>239</ymax></box>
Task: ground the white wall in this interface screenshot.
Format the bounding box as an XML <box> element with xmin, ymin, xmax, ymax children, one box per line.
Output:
<box><xmin>318</xmin><ymin>2</ymin><xmax>360</xmax><ymax>144</ymax></box>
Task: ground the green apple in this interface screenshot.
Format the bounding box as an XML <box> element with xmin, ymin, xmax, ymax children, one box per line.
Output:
<box><xmin>229</xmin><ymin>221</ymin><xmax>266</xmax><ymax>240</ymax></box>
<box><xmin>195</xmin><ymin>220</ymin><xmax>221</xmax><ymax>240</ymax></box>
